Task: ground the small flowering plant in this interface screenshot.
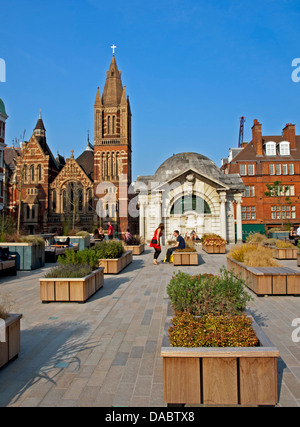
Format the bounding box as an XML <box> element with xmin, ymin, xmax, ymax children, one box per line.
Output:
<box><xmin>202</xmin><ymin>233</ymin><xmax>226</xmax><ymax>247</ymax></box>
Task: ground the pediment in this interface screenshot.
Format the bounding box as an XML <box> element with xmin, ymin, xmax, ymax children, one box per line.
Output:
<box><xmin>152</xmin><ymin>167</ymin><xmax>230</xmax><ymax>192</ymax></box>
<box><xmin>50</xmin><ymin>157</ymin><xmax>93</xmax><ymax>189</ymax></box>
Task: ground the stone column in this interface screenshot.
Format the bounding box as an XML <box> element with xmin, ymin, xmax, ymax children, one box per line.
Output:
<box><xmin>219</xmin><ymin>191</ymin><xmax>227</xmax><ymax>241</ymax></box>
<box><xmin>235</xmin><ymin>194</ymin><xmax>243</xmax><ymax>243</ymax></box>
<box><xmin>139</xmin><ymin>202</ymin><xmax>145</xmax><ymax>241</ymax></box>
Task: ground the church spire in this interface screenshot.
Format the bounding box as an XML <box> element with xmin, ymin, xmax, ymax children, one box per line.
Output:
<box><xmin>94</xmin><ymin>87</ymin><xmax>102</xmax><ymax>107</ymax></box>
<box><xmin>33</xmin><ymin>110</ymin><xmax>46</xmax><ymax>136</ymax></box>
<box><xmin>102</xmin><ymin>54</ymin><xmax>123</xmax><ymax>106</ymax></box>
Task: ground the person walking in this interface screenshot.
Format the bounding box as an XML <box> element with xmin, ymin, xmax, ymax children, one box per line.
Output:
<box><xmin>165</xmin><ymin>230</ymin><xmax>185</xmax><ymax>263</ymax></box>
<box><xmin>108</xmin><ymin>222</ymin><xmax>114</xmax><ymax>240</ymax></box>
<box><xmin>150</xmin><ymin>223</ymin><xmax>164</xmax><ymax>265</ymax></box>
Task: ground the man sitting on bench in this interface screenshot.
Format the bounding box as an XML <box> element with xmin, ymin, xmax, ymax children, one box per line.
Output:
<box><xmin>165</xmin><ymin>230</ymin><xmax>185</xmax><ymax>263</ymax></box>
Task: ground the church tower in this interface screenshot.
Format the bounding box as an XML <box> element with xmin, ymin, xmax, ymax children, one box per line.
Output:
<box><xmin>94</xmin><ymin>51</ymin><xmax>132</xmax><ymax>234</ymax></box>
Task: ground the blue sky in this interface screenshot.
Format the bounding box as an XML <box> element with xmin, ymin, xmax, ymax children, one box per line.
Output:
<box><xmin>1</xmin><ymin>0</ymin><xmax>300</xmax><ymax>180</ymax></box>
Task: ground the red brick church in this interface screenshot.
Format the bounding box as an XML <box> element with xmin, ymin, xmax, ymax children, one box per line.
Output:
<box><xmin>4</xmin><ymin>53</ymin><xmax>136</xmax><ymax>236</ymax></box>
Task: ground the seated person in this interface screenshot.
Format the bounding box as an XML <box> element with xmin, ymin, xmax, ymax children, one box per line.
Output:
<box><xmin>165</xmin><ymin>230</ymin><xmax>185</xmax><ymax>263</ymax></box>
<box><xmin>289</xmin><ymin>226</ymin><xmax>299</xmax><ymax>246</ymax></box>
<box><xmin>98</xmin><ymin>227</ymin><xmax>105</xmax><ymax>241</ymax></box>
<box><xmin>94</xmin><ymin>228</ymin><xmax>100</xmax><ymax>239</ymax></box>
<box><xmin>124</xmin><ymin>229</ymin><xmax>133</xmax><ymax>245</ymax></box>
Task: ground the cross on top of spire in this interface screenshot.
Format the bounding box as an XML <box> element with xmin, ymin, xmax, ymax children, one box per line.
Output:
<box><xmin>111</xmin><ymin>44</ymin><xmax>117</xmax><ymax>55</ymax></box>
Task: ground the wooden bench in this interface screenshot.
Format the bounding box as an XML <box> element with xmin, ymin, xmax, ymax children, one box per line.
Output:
<box><xmin>227</xmin><ymin>257</ymin><xmax>300</xmax><ymax>295</ymax></box>
<box><xmin>0</xmin><ymin>255</ymin><xmax>17</xmax><ymax>276</ymax></box>
<box><xmin>45</xmin><ymin>244</ymin><xmax>79</xmax><ymax>263</ymax></box>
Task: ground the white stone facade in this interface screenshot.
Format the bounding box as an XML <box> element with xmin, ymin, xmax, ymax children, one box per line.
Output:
<box><xmin>136</xmin><ymin>153</ymin><xmax>244</xmax><ymax>244</ymax></box>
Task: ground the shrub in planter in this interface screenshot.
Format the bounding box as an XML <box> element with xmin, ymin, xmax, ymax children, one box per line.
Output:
<box><xmin>166</xmin><ymin>269</ymin><xmax>252</xmax><ymax>317</ymax></box>
<box><xmin>168</xmin><ymin>312</ymin><xmax>259</xmax><ymax>348</ymax></box>
<box><xmin>92</xmin><ymin>240</ymin><xmax>124</xmax><ymax>259</ymax></box>
<box><xmin>20</xmin><ymin>235</ymin><xmax>45</xmax><ymax>247</ymax></box>
<box><xmin>174</xmin><ymin>247</ymin><xmax>197</xmax><ymax>253</ymax></box>
<box><xmin>274</xmin><ymin>240</ymin><xmax>294</xmax><ymax>249</ymax></box>
<box><xmin>245</xmin><ymin>233</ymin><xmax>266</xmax><ymax>244</ymax></box>
<box><xmin>58</xmin><ymin>247</ymin><xmax>99</xmax><ymax>269</ymax></box>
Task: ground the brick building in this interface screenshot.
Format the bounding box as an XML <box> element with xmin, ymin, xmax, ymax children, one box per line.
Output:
<box><xmin>5</xmin><ymin>53</ymin><xmax>136</xmax><ymax>235</ymax></box>
<box><xmin>222</xmin><ymin>119</ymin><xmax>300</xmax><ymax>236</ymax></box>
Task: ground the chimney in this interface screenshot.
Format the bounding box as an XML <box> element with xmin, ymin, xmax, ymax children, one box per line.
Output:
<box><xmin>282</xmin><ymin>123</ymin><xmax>296</xmax><ymax>149</ymax></box>
<box><xmin>252</xmin><ymin>119</ymin><xmax>263</xmax><ymax>155</ymax></box>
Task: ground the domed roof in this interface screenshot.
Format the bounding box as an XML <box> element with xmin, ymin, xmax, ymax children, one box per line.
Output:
<box><xmin>0</xmin><ymin>98</ymin><xmax>7</xmax><ymax>117</ymax></box>
<box><xmin>154</xmin><ymin>152</ymin><xmax>223</xmax><ymax>182</ymax></box>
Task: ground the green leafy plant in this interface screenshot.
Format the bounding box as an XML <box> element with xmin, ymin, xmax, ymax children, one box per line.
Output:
<box><xmin>58</xmin><ymin>248</ymin><xmax>99</xmax><ymax>269</ymax></box>
<box><xmin>92</xmin><ymin>240</ymin><xmax>124</xmax><ymax>259</ymax></box>
<box><xmin>167</xmin><ymin>268</ymin><xmax>252</xmax><ymax>317</ymax></box>
<box><xmin>168</xmin><ymin>312</ymin><xmax>259</xmax><ymax>348</ymax></box>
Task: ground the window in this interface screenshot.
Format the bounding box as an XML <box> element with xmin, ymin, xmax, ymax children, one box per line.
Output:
<box><xmin>63</xmin><ymin>190</ymin><xmax>67</xmax><ymax>212</ymax></box>
<box><xmin>112</xmin><ymin>116</ymin><xmax>115</xmax><ymax>134</ymax></box>
<box><xmin>289</xmin><ymin>164</ymin><xmax>294</xmax><ymax>175</ymax></box>
<box><xmin>279</xmin><ymin>141</ymin><xmax>290</xmax><ymax>156</ymax></box>
<box><xmin>269</xmin><ymin>164</ymin><xmax>275</xmax><ymax>175</ymax></box>
<box><xmin>52</xmin><ymin>190</ymin><xmax>57</xmax><ymax>212</ymax></box>
<box><xmin>31</xmin><ymin>165</ymin><xmax>35</xmax><ymax>182</ymax></box>
<box><xmin>78</xmin><ymin>188</ymin><xmax>83</xmax><ymax>211</ymax></box>
<box><xmin>282</xmin><ymin>164</ymin><xmax>288</xmax><ymax>175</ymax></box>
<box><xmin>276</xmin><ymin>164</ymin><xmax>281</xmax><ymax>175</ymax></box>
<box><xmin>265</xmin><ymin>142</ymin><xmax>276</xmax><ymax>156</ymax></box>
<box><xmin>170</xmin><ymin>195</ymin><xmax>211</xmax><ymax>215</ymax></box>
<box><xmin>248</xmin><ymin>164</ymin><xmax>255</xmax><ymax>176</ymax></box>
<box><xmin>242</xmin><ymin>206</ymin><xmax>256</xmax><ymax>220</ymax></box>
<box><xmin>38</xmin><ymin>165</ymin><xmax>42</xmax><ymax>181</ymax></box>
<box><xmin>242</xmin><ymin>186</ymin><xmax>255</xmax><ymax>197</ymax></box>
<box><xmin>88</xmin><ymin>190</ymin><xmax>93</xmax><ymax>211</ymax></box>
<box><xmin>23</xmin><ymin>165</ymin><xmax>27</xmax><ymax>182</ymax></box>
<box><xmin>240</xmin><ymin>164</ymin><xmax>246</xmax><ymax>176</ymax></box>
<box><xmin>107</xmin><ymin>116</ymin><xmax>110</xmax><ymax>134</ymax></box>
<box><xmin>271</xmin><ymin>205</ymin><xmax>296</xmax><ymax>219</ymax></box>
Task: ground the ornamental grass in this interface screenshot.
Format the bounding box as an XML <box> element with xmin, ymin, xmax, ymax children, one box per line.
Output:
<box><xmin>228</xmin><ymin>244</ymin><xmax>281</xmax><ymax>267</ymax></box>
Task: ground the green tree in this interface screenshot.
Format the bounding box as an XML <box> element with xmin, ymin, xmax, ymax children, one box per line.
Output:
<box><xmin>265</xmin><ymin>180</ymin><xmax>291</xmax><ymax>228</ymax></box>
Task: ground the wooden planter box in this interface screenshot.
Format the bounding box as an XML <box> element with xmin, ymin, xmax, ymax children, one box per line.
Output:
<box><xmin>202</xmin><ymin>243</ymin><xmax>226</xmax><ymax>254</ymax></box>
<box><xmin>39</xmin><ymin>268</ymin><xmax>104</xmax><ymax>303</ymax></box>
<box><xmin>98</xmin><ymin>250</ymin><xmax>133</xmax><ymax>274</ymax></box>
<box><xmin>123</xmin><ymin>244</ymin><xmax>145</xmax><ymax>255</ymax></box>
<box><xmin>161</xmin><ymin>316</ymin><xmax>279</xmax><ymax>406</ymax></box>
<box><xmin>173</xmin><ymin>251</ymin><xmax>198</xmax><ymax>266</ymax></box>
<box><xmin>0</xmin><ymin>314</ymin><xmax>22</xmax><ymax>369</ymax></box>
<box><xmin>0</xmin><ymin>243</ymin><xmax>45</xmax><ymax>271</ymax></box>
<box><xmin>270</xmin><ymin>246</ymin><xmax>298</xmax><ymax>260</ymax></box>
<box><xmin>227</xmin><ymin>257</ymin><xmax>300</xmax><ymax>296</ymax></box>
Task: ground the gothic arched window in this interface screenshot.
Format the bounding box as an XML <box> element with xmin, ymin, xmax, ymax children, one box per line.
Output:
<box><xmin>88</xmin><ymin>189</ymin><xmax>93</xmax><ymax>211</ymax></box>
<box><xmin>107</xmin><ymin>116</ymin><xmax>110</xmax><ymax>134</ymax></box>
<box><xmin>38</xmin><ymin>165</ymin><xmax>42</xmax><ymax>181</ymax></box>
<box><xmin>31</xmin><ymin>165</ymin><xmax>35</xmax><ymax>182</ymax></box>
<box><xmin>62</xmin><ymin>190</ymin><xmax>67</xmax><ymax>212</ymax></box>
<box><xmin>52</xmin><ymin>190</ymin><xmax>57</xmax><ymax>212</ymax></box>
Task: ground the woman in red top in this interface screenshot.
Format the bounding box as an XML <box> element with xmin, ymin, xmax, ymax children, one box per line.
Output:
<box><xmin>150</xmin><ymin>223</ymin><xmax>164</xmax><ymax>265</ymax></box>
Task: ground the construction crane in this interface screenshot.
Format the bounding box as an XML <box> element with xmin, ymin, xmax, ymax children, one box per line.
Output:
<box><xmin>238</xmin><ymin>116</ymin><xmax>246</xmax><ymax>148</ymax></box>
